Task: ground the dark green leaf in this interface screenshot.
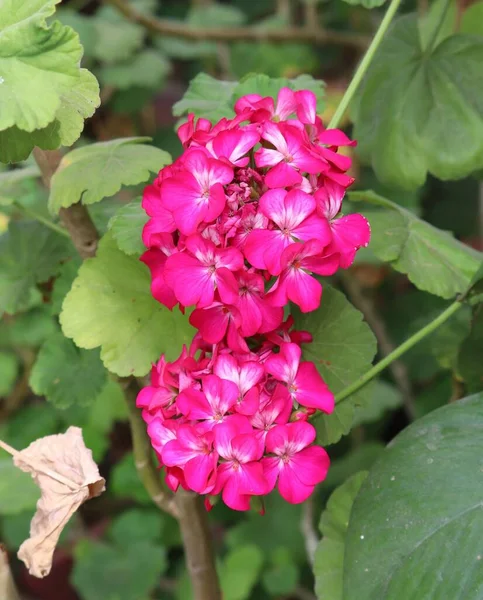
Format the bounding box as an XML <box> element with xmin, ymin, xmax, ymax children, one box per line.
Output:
<box><xmin>314</xmin><ymin>471</ymin><xmax>368</xmax><ymax>600</ymax></box>
<box><xmin>352</xmin><ymin>381</ymin><xmax>402</xmax><ymax>427</ymax></box>
<box><xmin>344</xmin><ymin>394</ymin><xmax>483</xmax><ymax>600</ymax></box>
<box><xmin>99</xmin><ymin>50</ymin><xmax>171</xmax><ymax>90</ymax></box>
<box><xmin>460</xmin><ymin>1</ymin><xmax>483</xmax><ymax>35</ymax></box>
<box><xmin>0</xmin><ymin>351</ymin><xmax>19</xmax><ymax>396</ymax></box>
<box><xmin>0</xmin><ymin>456</ymin><xmax>39</xmax><ymax>516</ymax></box>
<box><xmin>0</xmin><ymin>221</ymin><xmax>70</xmax><ymax>314</ymax></box>
<box><xmin>173</xmin><ymin>73</ymin><xmax>238</xmax><ymax>122</ymax></box>
<box><xmin>293</xmin><ymin>286</ymin><xmax>377</xmax><ymax>445</ymax></box>
<box><xmin>353</xmin><ymin>190</ymin><xmax>483</xmax><ymax>299</ymax></box>
<box><xmin>219</xmin><ymin>545</ymin><xmax>264</xmax><ymax>600</ymax></box>
<box><xmin>109</xmin><ymin>509</ymin><xmax>164</xmax><ymax>545</ymax></box>
<box><xmin>354</xmin><ymin>15</ymin><xmax>483</xmax><ymax>189</ymax></box>
<box><xmin>60</xmin><ymin>233</ymin><xmax>195</xmax><ymax>376</ymax></box>
<box><xmin>458</xmin><ymin>305</ymin><xmax>483</xmax><ymax>392</ymax></box>
<box><xmin>50</xmin><ymin>257</ymin><xmax>81</xmax><ymax>315</ymax></box>
<box><xmin>110</xmin><ymin>453</ymin><xmax>152</xmax><ymax>504</ymax></box>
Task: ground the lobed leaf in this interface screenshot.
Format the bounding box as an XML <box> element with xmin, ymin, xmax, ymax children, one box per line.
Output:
<box><xmin>59</xmin><ymin>233</ymin><xmax>196</xmax><ymax>376</ymax></box>
<box><xmin>108</xmin><ymin>198</ymin><xmax>148</xmax><ymax>256</ymax></box>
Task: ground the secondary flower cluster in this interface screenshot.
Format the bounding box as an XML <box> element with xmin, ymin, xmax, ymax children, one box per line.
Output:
<box><xmin>138</xmin><ymin>87</ymin><xmax>370</xmax><ymax>510</ymax></box>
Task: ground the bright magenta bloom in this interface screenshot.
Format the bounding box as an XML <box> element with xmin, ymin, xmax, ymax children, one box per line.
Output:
<box><xmin>138</xmin><ymin>85</ymin><xmax>371</xmax><ymax>511</ymax></box>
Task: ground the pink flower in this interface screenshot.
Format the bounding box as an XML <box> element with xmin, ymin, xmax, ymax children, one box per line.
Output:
<box><xmin>162</xmin><ymin>424</ymin><xmax>218</xmax><ymax>493</ymax></box>
<box><xmin>190</xmin><ymin>303</ymin><xmax>249</xmax><ymax>353</ymax></box>
<box><xmin>209</xmin><ymin>129</ymin><xmax>260</xmax><ymax>167</ymax></box>
<box><xmin>141</xmin><ymin>234</ymin><xmax>177</xmax><ymax>309</ymax></box>
<box><xmin>315</xmin><ymin>184</ymin><xmax>370</xmax><ymax>268</ymax></box>
<box><xmin>244</xmin><ymin>188</ymin><xmax>331</xmax><ymax>275</ymax></box>
<box><xmin>160</xmin><ymin>149</ymin><xmax>233</xmax><ymax>235</ymax></box>
<box><xmin>235</xmin><ymin>270</ymin><xmax>283</xmax><ymax>336</ymax></box>
<box><xmin>264</xmin><ymin>342</ymin><xmax>334</xmax><ymax>413</ymax></box>
<box><xmin>214</xmin><ymin>354</ymin><xmax>264</xmax><ymax>416</ymax></box>
<box><xmin>267</xmin><ymin>240</ymin><xmax>339</xmax><ymax>312</ymax></box>
<box><xmin>250</xmin><ymin>384</ymin><xmax>292</xmax><ymax>434</ymax></box>
<box><xmin>262</xmin><ymin>421</ymin><xmax>330</xmax><ymax>503</ymax></box>
<box><xmin>212</xmin><ymin>416</ymin><xmax>267</xmax><ymax>511</ymax></box>
<box><xmin>255</xmin><ymin>122</ymin><xmax>324</xmax><ymax>188</ymax></box>
<box><xmin>176</xmin><ymin>374</ymin><xmax>238</xmax><ymax>428</ymax></box>
<box><xmin>164</xmin><ymin>234</ymin><xmax>243</xmax><ymax>308</ymax></box>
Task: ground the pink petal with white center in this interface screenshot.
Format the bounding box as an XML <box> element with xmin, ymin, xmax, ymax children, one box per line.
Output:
<box><xmin>184</xmin><ymin>454</ymin><xmax>218</xmax><ymax>494</ymax></box>
<box><xmin>265</xmin><ymin>162</ymin><xmax>302</xmax><ymax>188</ymax></box>
<box><xmin>203</xmin><ymin>374</ymin><xmax>239</xmax><ymax>416</ymax></box>
<box><xmin>176</xmin><ymin>388</ymin><xmax>212</xmax><ymax>420</ymax></box>
<box><xmin>261</xmin><ymin>457</ymin><xmax>280</xmax><ymax>494</ymax></box>
<box><xmin>236</xmin><ymin>387</ymin><xmax>260</xmax><ymax>416</ymax></box>
<box><xmin>217</xmin><ymin>246</ymin><xmax>245</xmax><ymax>271</ymax></box>
<box><xmin>290</xmin><ymin>446</ymin><xmax>330</xmax><ymax>486</ymax></box>
<box><xmin>255</xmin><ymin>147</ymin><xmax>283</xmax><ymax>169</ymax></box>
<box><xmin>161</xmin><ymin>174</ymin><xmax>207</xmax><ymax>235</ymax></box>
<box><xmin>147</xmin><ymin>419</ymin><xmax>178</xmax><ymax>452</ymax></box>
<box><xmin>268</xmin><ymin>267</ymin><xmax>322</xmax><ymax>313</ymax></box>
<box><xmin>221</xmin><ymin>475</ymin><xmax>251</xmax><ymax>511</ymax></box>
<box><xmin>213</xmin><ymin>415</ymin><xmax>253</xmax><ymax>458</ymax></box>
<box><xmin>244</xmin><ymin>228</ymin><xmax>287</xmax><ymax>274</ymax></box>
<box><xmin>294</xmin><ymin>89</ymin><xmax>317</xmax><ymax>124</ymax></box>
<box><xmin>190</xmin><ymin>305</ymin><xmax>229</xmax><ymax>344</ymax></box>
<box><xmin>231</xmin><ymin>431</ymin><xmax>265</xmax><ymax>463</ymax></box>
<box><xmin>286</xmin><ymin>421</ymin><xmax>317</xmax><ymax>451</ymax></box>
<box><xmin>275</xmin><ymin>87</ymin><xmax>297</xmax><ymax>120</ymax></box>
<box><xmin>279</xmin><ymin>189</ymin><xmax>316</xmax><ymax>228</ymax></box>
<box><xmin>294</xmin><ymin>362</ymin><xmax>334</xmax><ymax>413</ymax></box>
<box><xmin>212</xmin><ymin>129</ymin><xmax>260</xmax><ymax>167</ymax></box>
<box><xmin>260</xmin><ymin>121</ymin><xmax>290</xmax><ymax>154</ymax></box>
<box><xmin>226</xmin><ymin>318</ymin><xmax>249</xmax><ymax>353</ymax></box>
<box><xmin>264</xmin><ymin>342</ymin><xmax>301</xmax><ymax>384</ymax></box>
<box><xmin>258</xmin><ymin>188</ymin><xmax>287</xmax><ymax>222</ymax></box>
<box><xmin>216</xmin><ymin>268</ymin><xmax>240</xmax><ymax>305</ymax></box>
<box><xmin>162</xmin><ymin>440</ymin><xmax>196</xmax><ymax>467</ymax></box>
<box><xmin>236</xmin><ymin>461</ymin><xmax>267</xmax><ymax>496</ymax></box>
<box><xmin>164</xmin><ymin>252</ymin><xmax>214</xmax><ymax>307</ymax></box>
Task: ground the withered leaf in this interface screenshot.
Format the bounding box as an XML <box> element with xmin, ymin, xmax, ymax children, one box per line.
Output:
<box><xmin>12</xmin><ymin>426</ymin><xmax>105</xmax><ymax>578</ymax></box>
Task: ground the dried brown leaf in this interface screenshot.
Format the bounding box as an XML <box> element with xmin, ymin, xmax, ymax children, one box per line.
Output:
<box><xmin>12</xmin><ymin>426</ymin><xmax>105</xmax><ymax>578</ymax></box>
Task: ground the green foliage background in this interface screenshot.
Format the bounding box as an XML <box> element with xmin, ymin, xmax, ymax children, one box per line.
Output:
<box><xmin>1</xmin><ymin>0</ymin><xmax>483</xmax><ymax>599</ymax></box>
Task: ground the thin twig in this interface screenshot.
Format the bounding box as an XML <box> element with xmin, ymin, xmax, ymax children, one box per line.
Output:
<box><xmin>104</xmin><ymin>0</ymin><xmax>370</xmax><ymax>49</ymax></box>
<box><xmin>340</xmin><ymin>272</ymin><xmax>417</xmax><ymax>420</ymax></box>
<box><xmin>300</xmin><ymin>495</ymin><xmax>319</xmax><ymax>566</ymax></box>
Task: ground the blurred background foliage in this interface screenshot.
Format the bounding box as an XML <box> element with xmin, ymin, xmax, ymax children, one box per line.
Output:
<box><xmin>1</xmin><ymin>0</ymin><xmax>482</xmax><ymax>598</ymax></box>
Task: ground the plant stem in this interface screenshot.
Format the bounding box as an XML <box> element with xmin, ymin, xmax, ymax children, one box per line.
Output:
<box><xmin>335</xmin><ymin>300</ymin><xmax>463</xmax><ymax>404</ymax></box>
<box><xmin>328</xmin><ymin>0</ymin><xmax>402</xmax><ymax>129</ymax></box>
<box><xmin>176</xmin><ymin>492</ymin><xmax>222</xmax><ymax>600</ymax></box>
<box><xmin>13</xmin><ymin>202</ymin><xmax>70</xmax><ymax>238</ymax></box>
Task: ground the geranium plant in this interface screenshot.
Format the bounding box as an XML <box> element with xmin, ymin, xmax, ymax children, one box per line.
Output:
<box><xmin>1</xmin><ymin>0</ymin><xmax>483</xmax><ymax>599</ymax></box>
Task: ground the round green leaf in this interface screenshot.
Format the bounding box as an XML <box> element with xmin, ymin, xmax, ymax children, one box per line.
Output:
<box><xmin>0</xmin><ymin>351</ymin><xmax>19</xmax><ymax>397</ymax></box>
<box><xmin>99</xmin><ymin>50</ymin><xmax>171</xmax><ymax>91</ymax></box>
<box><xmin>60</xmin><ymin>233</ymin><xmax>195</xmax><ymax>376</ymax></box>
<box><xmin>109</xmin><ymin>509</ymin><xmax>164</xmax><ymax>545</ymax></box>
<box><xmin>344</xmin><ymin>394</ymin><xmax>483</xmax><ymax>600</ymax></box>
<box><xmin>220</xmin><ymin>545</ymin><xmax>264</xmax><ymax>600</ymax></box>
<box><xmin>49</xmin><ymin>137</ymin><xmax>171</xmax><ymax>214</ymax></box>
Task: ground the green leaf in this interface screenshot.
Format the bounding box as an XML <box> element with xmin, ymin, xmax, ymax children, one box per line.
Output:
<box><xmin>108</xmin><ymin>199</ymin><xmax>147</xmax><ymax>256</ymax></box>
<box><xmin>49</xmin><ymin>138</ymin><xmax>170</xmax><ymax>214</ymax></box>
<box><xmin>324</xmin><ymin>443</ymin><xmax>384</xmax><ymax>489</ymax></box>
<box><xmin>293</xmin><ymin>286</ymin><xmax>377</xmax><ymax>445</ymax></box>
<box><xmin>352</xmin><ymin>380</ymin><xmax>402</xmax><ymax>427</ymax></box>
<box><xmin>0</xmin><ymin>221</ymin><xmax>70</xmax><ymax>314</ymax></box>
<box><xmin>314</xmin><ymin>471</ymin><xmax>368</xmax><ymax>600</ymax></box>
<box><xmin>419</xmin><ymin>0</ymin><xmax>457</xmax><ymax>50</ymax></box>
<box><xmin>342</xmin><ymin>0</ymin><xmax>386</xmax><ymax>9</ymax></box>
<box><xmin>99</xmin><ymin>50</ymin><xmax>171</xmax><ymax>90</ymax></box>
<box><xmin>0</xmin><ymin>455</ymin><xmax>39</xmax><ymax>516</ymax></box>
<box><xmin>0</xmin><ymin>307</ymin><xmax>56</xmax><ymax>348</ymax></box>
<box><xmin>72</xmin><ymin>539</ymin><xmax>166</xmax><ymax>600</ymax></box>
<box><xmin>60</xmin><ymin>233</ymin><xmax>195</xmax><ymax>376</ymax></box>
<box><xmin>233</xmin><ymin>73</ymin><xmax>325</xmax><ymax>113</ymax></box>
<box><xmin>345</xmin><ymin>394</ymin><xmax>483</xmax><ymax>600</ymax></box>
<box><xmin>352</xmin><ymin>190</ymin><xmax>483</xmax><ymax>299</ymax></box>
<box><xmin>50</xmin><ymin>256</ymin><xmax>81</xmax><ymax>315</ymax></box>
<box><xmin>2</xmin><ymin>403</ymin><xmax>60</xmax><ymax>450</ymax></box>
<box><xmin>29</xmin><ymin>330</ymin><xmax>107</xmax><ymax>408</ymax></box>
<box><xmin>92</xmin><ymin>5</ymin><xmax>145</xmax><ymax>64</ymax></box>
<box><xmin>110</xmin><ymin>453</ymin><xmax>152</xmax><ymax>504</ymax></box>
<box><xmin>354</xmin><ymin>15</ymin><xmax>483</xmax><ymax>189</ymax></box>
<box><xmin>109</xmin><ymin>509</ymin><xmax>163</xmax><ymax>545</ymax></box>
<box><xmin>173</xmin><ymin>73</ymin><xmax>238</xmax><ymax>122</ymax></box>
<box><xmin>0</xmin><ymin>351</ymin><xmax>19</xmax><ymax>396</ymax></box>
<box><xmin>219</xmin><ymin>545</ymin><xmax>264</xmax><ymax>600</ymax></box>
<box><xmin>0</xmin><ymin>1</ymin><xmax>80</xmax><ymax>133</ymax></box>
<box><xmin>188</xmin><ymin>4</ymin><xmax>246</xmax><ymax>27</ymax></box>
<box><xmin>460</xmin><ymin>1</ymin><xmax>483</xmax><ymax>36</ymax></box>
<box><xmin>458</xmin><ymin>305</ymin><xmax>483</xmax><ymax>392</ymax></box>
<box><xmin>262</xmin><ymin>547</ymin><xmax>299</xmax><ymax>596</ymax></box>
<box><xmin>56</xmin><ymin>9</ymin><xmax>98</xmax><ymax>58</ymax></box>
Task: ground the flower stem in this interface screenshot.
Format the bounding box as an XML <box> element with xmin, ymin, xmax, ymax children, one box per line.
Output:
<box><xmin>335</xmin><ymin>300</ymin><xmax>463</xmax><ymax>404</ymax></box>
<box><xmin>13</xmin><ymin>202</ymin><xmax>70</xmax><ymax>238</ymax></box>
<box><xmin>328</xmin><ymin>0</ymin><xmax>403</xmax><ymax>130</ymax></box>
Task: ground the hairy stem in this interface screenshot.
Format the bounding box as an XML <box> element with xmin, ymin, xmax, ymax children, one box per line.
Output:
<box><xmin>335</xmin><ymin>300</ymin><xmax>463</xmax><ymax>404</ymax></box>
<box><xmin>104</xmin><ymin>0</ymin><xmax>370</xmax><ymax>49</ymax></box>
<box><xmin>328</xmin><ymin>0</ymin><xmax>402</xmax><ymax>129</ymax></box>
<box><xmin>177</xmin><ymin>492</ymin><xmax>222</xmax><ymax>600</ymax></box>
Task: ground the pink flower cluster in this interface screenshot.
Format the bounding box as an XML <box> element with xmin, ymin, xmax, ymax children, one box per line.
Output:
<box><xmin>138</xmin><ymin>87</ymin><xmax>370</xmax><ymax>510</ymax></box>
